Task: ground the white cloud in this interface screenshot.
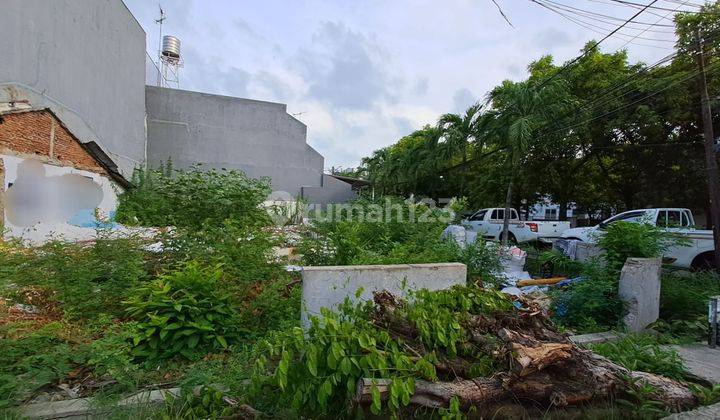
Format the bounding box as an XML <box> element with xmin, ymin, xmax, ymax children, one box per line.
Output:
<box><xmin>123</xmin><ymin>0</ymin><xmax>678</xmax><ymax>168</ymax></box>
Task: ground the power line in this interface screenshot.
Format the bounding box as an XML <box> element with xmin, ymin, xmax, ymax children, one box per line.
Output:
<box><xmin>617</xmin><ymin>0</ymin><xmax>692</xmax><ymax>49</ymax></box>
<box><xmin>540</xmin><ymin>58</ymin><xmax>720</xmax><ymax>138</ymax></box>
<box><xmin>531</xmin><ymin>0</ymin><xmax>661</xmax><ymax>90</ymax></box>
<box><xmin>607</xmin><ymin>0</ymin><xmax>718</xmax><ymax>13</ymax></box>
<box><xmin>539</xmin><ymin>0</ymin><xmax>677</xmax><ymax>29</ymax></box>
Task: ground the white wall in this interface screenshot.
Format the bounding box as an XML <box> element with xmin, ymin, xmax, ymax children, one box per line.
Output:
<box><xmin>2</xmin><ymin>154</ymin><xmax>120</xmax><ymax>243</ymax></box>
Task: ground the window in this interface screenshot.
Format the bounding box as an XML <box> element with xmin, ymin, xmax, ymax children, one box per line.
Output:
<box><xmin>656</xmin><ymin>210</ymin><xmax>668</xmax><ymax>227</ymax></box>
<box><xmin>667</xmin><ymin>210</ymin><xmax>682</xmax><ymax>227</ymax></box>
<box><xmin>511</xmin><ymin>209</ymin><xmax>519</xmax><ymax>220</ymax></box>
<box><xmin>544</xmin><ymin>208</ymin><xmax>558</xmax><ymax>220</ymax></box>
<box><xmin>604</xmin><ymin>210</ymin><xmax>647</xmax><ymax>225</ymax></box>
<box><xmin>470</xmin><ymin>210</ymin><xmax>487</xmax><ymax>221</ymax></box>
<box><xmin>682</xmin><ymin>211</ymin><xmax>692</xmax><ymax>227</ymax></box>
<box><xmin>491</xmin><ymin>209</ymin><xmax>503</xmax><ymax>220</ymax></box>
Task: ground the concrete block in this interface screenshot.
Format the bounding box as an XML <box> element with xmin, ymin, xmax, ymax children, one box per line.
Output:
<box><xmin>569</xmin><ymin>331</ymin><xmax>622</xmax><ymax>345</ymax></box>
<box><xmin>618</xmin><ymin>258</ymin><xmax>662</xmax><ymax>333</ymax></box>
<box><xmin>22</xmin><ymin>398</ymin><xmax>95</xmax><ymax>419</ymax></box>
<box><xmin>301</xmin><ymin>263</ymin><xmax>467</xmax><ymax>329</ymax></box>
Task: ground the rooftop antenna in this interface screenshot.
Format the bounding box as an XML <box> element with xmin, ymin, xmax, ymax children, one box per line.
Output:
<box><xmin>155</xmin><ymin>4</ymin><xmax>183</xmax><ymax>89</ymax></box>
<box><xmin>154</xmin><ymin>5</ymin><xmax>165</xmax><ymax>87</ymax></box>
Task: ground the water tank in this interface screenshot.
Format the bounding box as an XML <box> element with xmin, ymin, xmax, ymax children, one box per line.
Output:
<box><xmin>161</xmin><ymin>35</ymin><xmax>181</xmax><ymax>59</ymax></box>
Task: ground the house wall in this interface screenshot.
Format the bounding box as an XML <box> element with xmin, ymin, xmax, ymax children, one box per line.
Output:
<box><xmin>0</xmin><ymin>0</ymin><xmax>147</xmax><ymax>176</ymax></box>
<box><xmin>1</xmin><ymin>155</ymin><xmax>119</xmax><ymax>243</ymax></box>
<box><xmin>0</xmin><ymin>110</ymin><xmax>119</xmax><ymax>243</ymax></box>
<box><xmin>145</xmin><ymin>86</ymin><xmax>327</xmax><ymax>198</ymax></box>
<box><xmin>301</xmin><ymin>174</ymin><xmax>358</xmax><ymax>206</ymax></box>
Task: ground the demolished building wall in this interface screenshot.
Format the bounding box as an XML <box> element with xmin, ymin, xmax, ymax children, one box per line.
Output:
<box><xmin>0</xmin><ymin>110</ymin><xmax>120</xmax><ymax>243</ymax></box>
<box><xmin>0</xmin><ymin>0</ymin><xmax>147</xmax><ymax>177</ymax></box>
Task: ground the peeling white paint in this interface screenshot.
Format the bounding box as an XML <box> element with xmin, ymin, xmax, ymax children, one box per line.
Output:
<box><xmin>1</xmin><ymin>154</ymin><xmax>120</xmax><ymax>243</ymax></box>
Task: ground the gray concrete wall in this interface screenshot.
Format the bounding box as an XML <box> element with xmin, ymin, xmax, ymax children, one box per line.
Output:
<box><xmin>0</xmin><ymin>0</ymin><xmax>147</xmax><ymax>176</ymax></box>
<box><xmin>146</xmin><ymin>86</ymin><xmax>332</xmax><ymax>198</ymax></box>
<box><xmin>300</xmin><ymin>263</ymin><xmax>467</xmax><ymax>329</ymax></box>
<box><xmin>302</xmin><ymin>174</ymin><xmax>358</xmax><ymax>206</ymax></box>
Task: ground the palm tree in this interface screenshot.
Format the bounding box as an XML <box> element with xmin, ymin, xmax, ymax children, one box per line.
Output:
<box><xmin>488</xmin><ymin>79</ymin><xmax>569</xmax><ymax>246</ymax></box>
<box><xmin>438</xmin><ymin>103</ymin><xmax>485</xmax><ymax>195</ymax></box>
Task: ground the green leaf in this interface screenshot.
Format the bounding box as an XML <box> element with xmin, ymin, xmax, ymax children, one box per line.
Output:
<box><xmin>370</xmin><ymin>383</ymin><xmax>382</xmax><ymax>415</ymax></box>
<box><xmin>215</xmin><ymin>335</ymin><xmax>228</xmax><ymax>348</ymax></box>
<box><xmin>187</xmin><ymin>334</ymin><xmax>200</xmax><ymax>349</ymax></box>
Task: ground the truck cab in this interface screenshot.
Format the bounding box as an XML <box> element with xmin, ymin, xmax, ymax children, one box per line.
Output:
<box><xmin>561</xmin><ymin>208</ymin><xmax>715</xmax><ymax>269</ymax></box>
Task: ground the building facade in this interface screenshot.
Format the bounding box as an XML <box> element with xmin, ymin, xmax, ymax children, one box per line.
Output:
<box><xmin>0</xmin><ymin>0</ymin><xmax>354</xmax><ymax>240</ymax></box>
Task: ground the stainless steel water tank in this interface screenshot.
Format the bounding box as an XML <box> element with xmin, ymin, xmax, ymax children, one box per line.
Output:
<box><xmin>162</xmin><ymin>35</ymin><xmax>181</xmax><ymax>59</ymax></box>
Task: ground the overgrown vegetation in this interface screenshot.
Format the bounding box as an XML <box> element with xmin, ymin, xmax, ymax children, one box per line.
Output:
<box><xmin>589</xmin><ymin>334</ymin><xmax>685</xmax><ymax>380</ymax></box>
<box><xmin>298</xmin><ymin>197</ymin><xmax>503</xmax><ymax>284</ymax></box>
<box><xmin>116</xmin><ymin>164</ymin><xmax>272</xmax><ymax>229</ymax></box>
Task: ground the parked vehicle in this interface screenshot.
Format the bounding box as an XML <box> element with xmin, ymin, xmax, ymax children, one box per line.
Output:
<box><xmin>561</xmin><ymin>208</ymin><xmax>716</xmax><ymax>269</ymax></box>
<box><xmin>461</xmin><ymin>208</ymin><xmax>571</xmax><ymax>243</ymax></box>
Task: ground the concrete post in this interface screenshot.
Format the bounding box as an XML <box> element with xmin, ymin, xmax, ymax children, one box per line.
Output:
<box><xmin>618</xmin><ymin>258</ymin><xmax>662</xmax><ymax>333</ymax></box>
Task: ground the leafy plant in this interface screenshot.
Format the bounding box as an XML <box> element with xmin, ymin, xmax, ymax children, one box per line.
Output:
<box><xmin>124</xmin><ymin>262</ymin><xmax>241</xmax><ymax>360</ymax></box>
<box><xmin>250</xmin><ymin>287</ymin><xmax>514</xmax><ymax>417</ymax></box>
<box><xmin>589</xmin><ymin>334</ymin><xmax>685</xmax><ymax>380</ymax></box>
<box><xmin>162</xmin><ymin>386</ymin><xmax>235</xmax><ymax>419</ymax></box>
<box><xmin>0</xmin><ymin>322</ymin><xmax>90</xmax><ymax>408</ymax></box>
<box><xmin>551</xmin><ymin>262</ymin><xmax>624</xmax><ymax>332</ymax></box>
<box><xmin>252</xmin><ymin>305</ymin><xmax>432</xmax><ymax>417</ymax></box>
<box><xmin>0</xmin><ymin>233</ymin><xmax>146</xmax><ymax>320</ymax></box>
<box><xmin>596</xmin><ymin>221</ymin><xmax>689</xmax><ymax>271</ymax></box>
<box><xmin>690</xmin><ymin>384</ymin><xmax>720</xmax><ymax>406</ymax></box>
<box><xmin>617</xmin><ymin>374</ymin><xmax>668</xmax><ymax>419</ymax></box>
<box><xmin>116</xmin><ymin>165</ymin><xmax>272</xmax><ymax>230</ymax></box>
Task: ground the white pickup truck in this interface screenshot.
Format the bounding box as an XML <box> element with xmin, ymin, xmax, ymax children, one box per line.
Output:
<box><xmin>561</xmin><ymin>208</ymin><xmax>716</xmax><ymax>269</ymax></box>
<box><xmin>461</xmin><ymin>208</ymin><xmax>570</xmax><ymax>243</ymax></box>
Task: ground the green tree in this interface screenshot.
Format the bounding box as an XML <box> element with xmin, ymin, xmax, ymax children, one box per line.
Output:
<box><xmin>488</xmin><ymin>78</ymin><xmax>569</xmax><ymax>244</ymax></box>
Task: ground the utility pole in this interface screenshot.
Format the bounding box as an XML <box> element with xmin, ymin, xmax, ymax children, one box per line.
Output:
<box><xmin>695</xmin><ymin>28</ymin><xmax>720</xmax><ymax>271</ymax></box>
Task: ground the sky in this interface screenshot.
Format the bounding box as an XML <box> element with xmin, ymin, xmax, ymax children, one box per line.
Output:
<box><xmin>122</xmin><ymin>0</ymin><xmax>689</xmax><ymax>171</ymax></box>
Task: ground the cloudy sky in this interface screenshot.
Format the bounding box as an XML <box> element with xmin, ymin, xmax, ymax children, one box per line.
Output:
<box><xmin>123</xmin><ymin>0</ymin><xmax>687</xmax><ymax>170</ymax></box>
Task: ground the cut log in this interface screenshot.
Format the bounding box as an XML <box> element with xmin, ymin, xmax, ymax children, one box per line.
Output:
<box><xmin>355</xmin><ymin>353</ymin><xmax>696</xmax><ymax>411</ymax></box>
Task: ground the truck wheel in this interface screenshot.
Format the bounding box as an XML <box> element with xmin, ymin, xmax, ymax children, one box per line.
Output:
<box><xmin>691</xmin><ymin>252</ymin><xmax>717</xmax><ymax>272</ymax></box>
<box><xmin>506</xmin><ymin>233</ymin><xmax>517</xmax><ymax>245</ymax></box>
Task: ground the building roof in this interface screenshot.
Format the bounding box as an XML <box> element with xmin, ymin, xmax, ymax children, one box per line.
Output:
<box><xmin>0</xmin><ymin>107</ymin><xmax>131</xmax><ymax>188</ymax></box>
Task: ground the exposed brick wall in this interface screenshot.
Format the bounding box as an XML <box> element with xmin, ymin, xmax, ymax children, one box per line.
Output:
<box><xmin>0</xmin><ymin>110</ymin><xmax>107</xmax><ymax>175</ymax></box>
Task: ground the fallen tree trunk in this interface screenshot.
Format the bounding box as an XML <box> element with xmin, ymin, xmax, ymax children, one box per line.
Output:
<box><xmin>357</xmin><ymin>291</ymin><xmax>697</xmax><ymax>413</ymax></box>
<box><xmin>354</xmin><ymin>356</ymin><xmax>696</xmax><ymax>412</ymax></box>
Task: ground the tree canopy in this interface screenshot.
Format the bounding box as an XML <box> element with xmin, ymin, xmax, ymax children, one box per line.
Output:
<box><xmin>356</xmin><ymin>5</ymin><xmax>720</xmax><ymax>223</ymax></box>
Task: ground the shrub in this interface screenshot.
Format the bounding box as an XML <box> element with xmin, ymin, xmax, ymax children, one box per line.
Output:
<box><xmin>157</xmin><ymin>220</ymin><xmax>282</xmax><ymax>288</ymax></box>
<box><xmin>589</xmin><ymin>334</ymin><xmax>685</xmax><ymax>380</ymax></box>
<box><xmin>551</xmin><ymin>262</ymin><xmax>624</xmax><ymax>333</ymax></box>
<box><xmin>251</xmin><ymin>306</ymin><xmax>436</xmax><ymax>417</ymax></box>
<box><xmin>116</xmin><ymin>165</ymin><xmax>272</xmax><ymax>230</ymax></box>
<box><xmin>124</xmin><ymin>262</ymin><xmax>241</xmax><ymax>360</ymax></box>
<box><xmin>0</xmin><ymin>233</ymin><xmax>146</xmax><ymax>320</ymax></box>
<box><xmin>298</xmin><ymin>197</ymin><xmax>503</xmax><ymax>284</ymax></box>
<box><xmin>660</xmin><ymin>271</ymin><xmax>720</xmax><ymax>321</ymax></box>
<box><xmin>0</xmin><ymin>322</ymin><xmax>90</xmax><ymax>408</ymax></box>
<box><xmin>596</xmin><ymin>221</ymin><xmax>687</xmax><ymax>270</ymax></box>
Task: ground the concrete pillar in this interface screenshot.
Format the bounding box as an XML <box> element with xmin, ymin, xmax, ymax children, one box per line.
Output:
<box><xmin>618</xmin><ymin>258</ymin><xmax>662</xmax><ymax>333</ymax></box>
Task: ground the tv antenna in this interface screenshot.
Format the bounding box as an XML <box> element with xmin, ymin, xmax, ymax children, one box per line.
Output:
<box><xmin>154</xmin><ymin>4</ymin><xmax>183</xmax><ymax>88</ymax></box>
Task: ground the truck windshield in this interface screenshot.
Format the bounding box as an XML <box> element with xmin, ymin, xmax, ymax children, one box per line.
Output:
<box><xmin>470</xmin><ymin>210</ymin><xmax>487</xmax><ymax>221</ymax></box>
<box><xmin>603</xmin><ymin>210</ymin><xmax>647</xmax><ymax>225</ymax></box>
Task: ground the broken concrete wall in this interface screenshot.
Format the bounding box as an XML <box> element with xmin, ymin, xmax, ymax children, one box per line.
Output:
<box><xmin>619</xmin><ymin>258</ymin><xmax>662</xmax><ymax>333</ymax></box>
<box><xmin>1</xmin><ymin>154</ymin><xmax>119</xmax><ymax>243</ymax></box>
<box><xmin>300</xmin><ymin>263</ymin><xmax>467</xmax><ymax>329</ymax></box>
